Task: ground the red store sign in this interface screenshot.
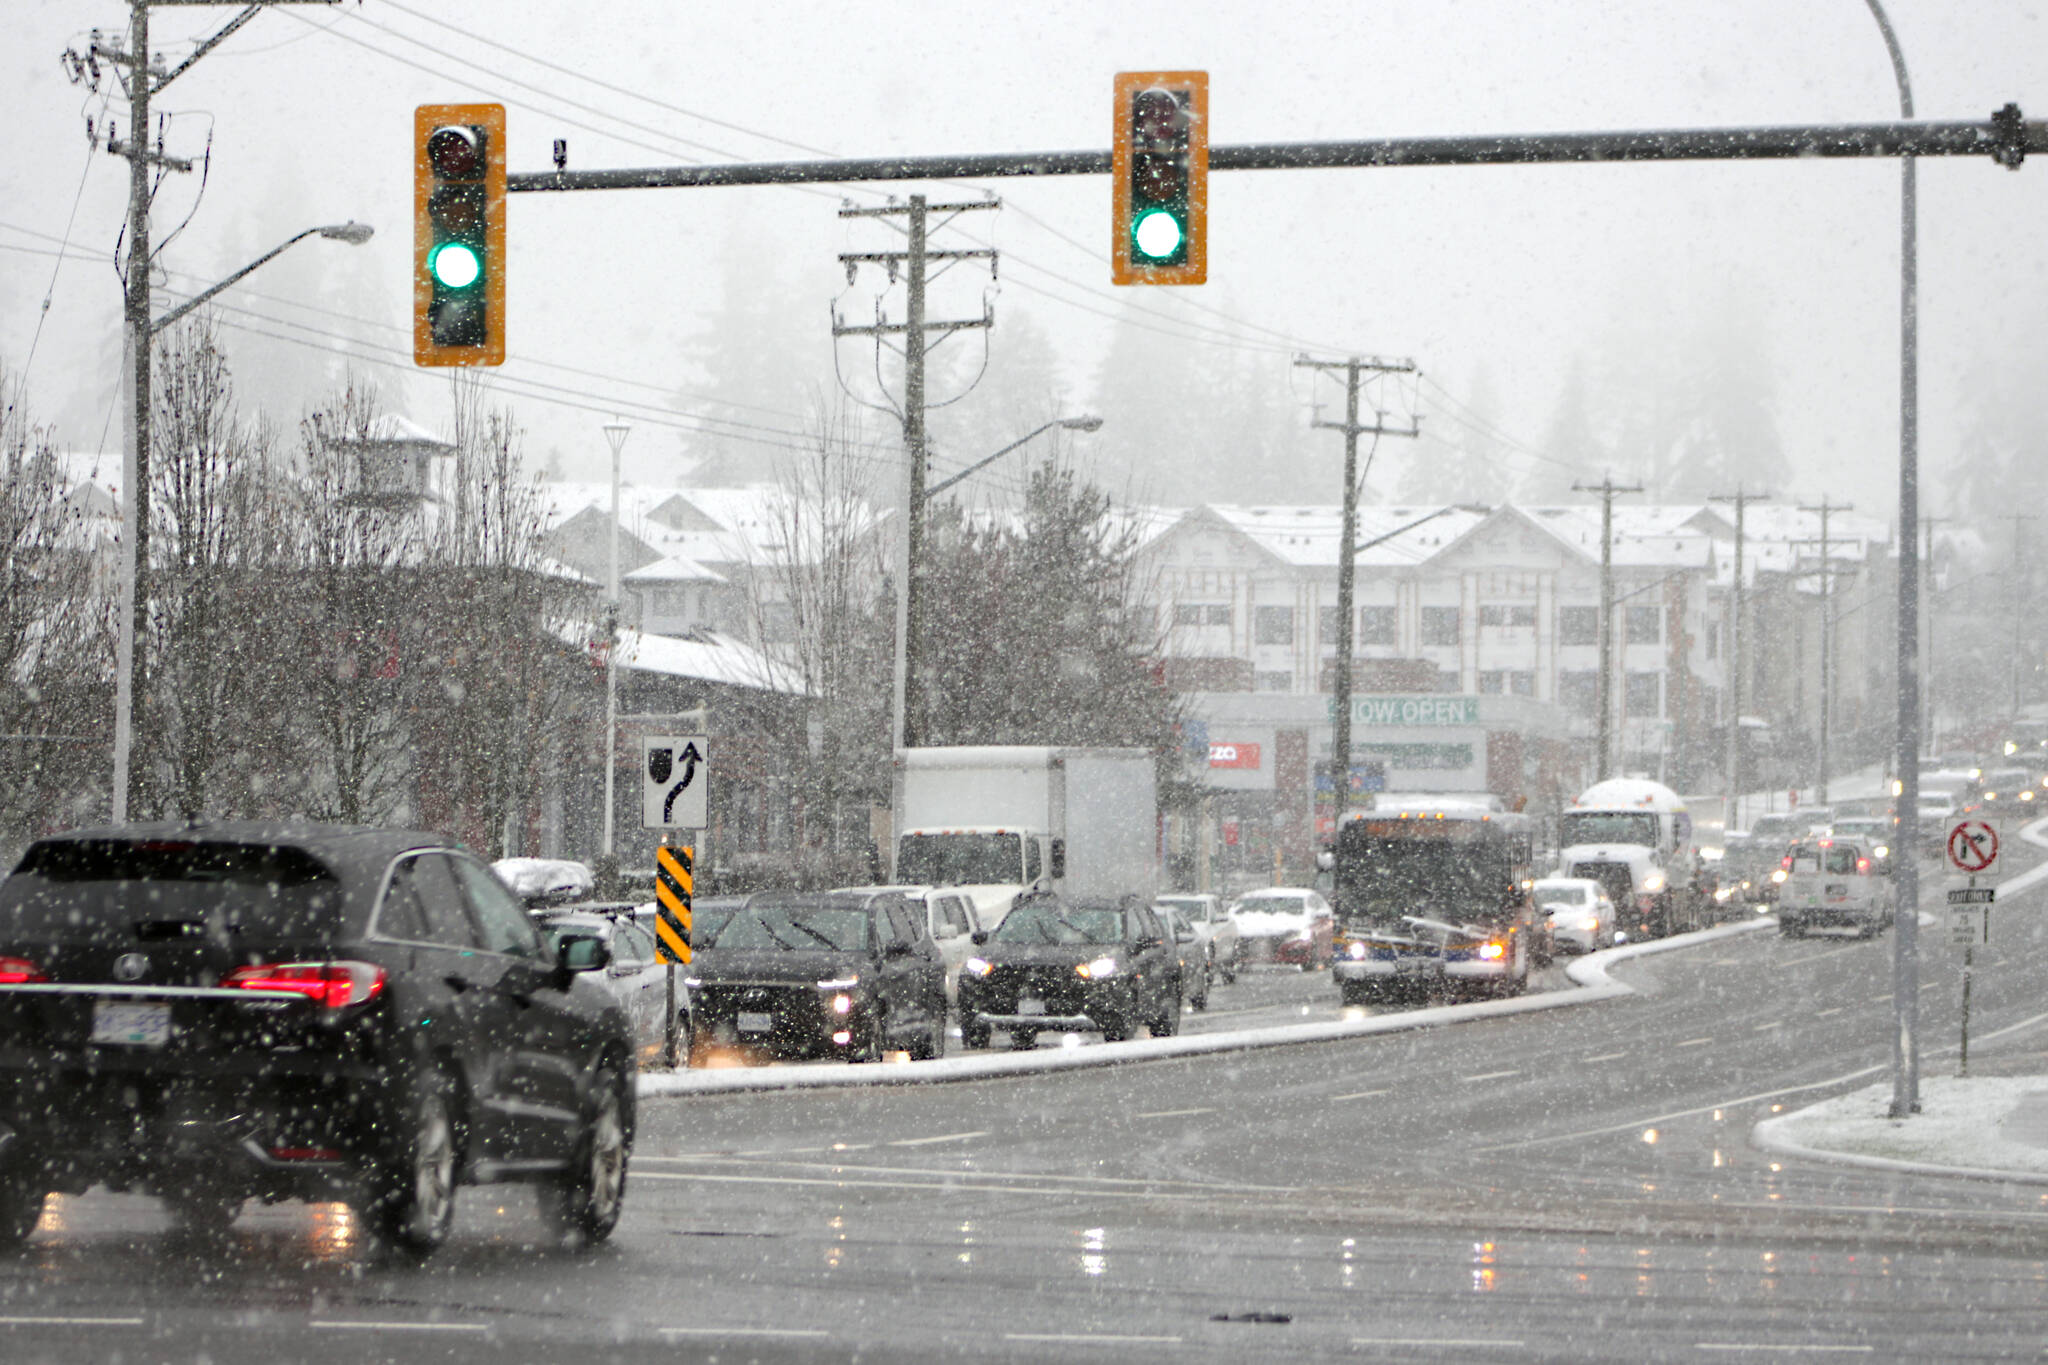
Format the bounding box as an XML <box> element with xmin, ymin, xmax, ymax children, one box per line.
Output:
<box><xmin>1208</xmin><ymin>742</ymin><xmax>1262</xmax><ymax>769</ymax></box>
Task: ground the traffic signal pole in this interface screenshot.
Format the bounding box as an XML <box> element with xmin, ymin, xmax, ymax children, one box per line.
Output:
<box><xmin>1709</xmin><ymin>486</ymin><xmax>1769</xmax><ymax>836</ymax></box>
<box><xmin>1573</xmin><ymin>476</ymin><xmax>1643</xmax><ymax>782</ymax></box>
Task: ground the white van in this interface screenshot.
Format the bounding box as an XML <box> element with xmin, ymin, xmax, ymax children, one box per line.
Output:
<box><xmin>1776</xmin><ymin>837</ymin><xmax>1893</xmax><ymax>938</ymax></box>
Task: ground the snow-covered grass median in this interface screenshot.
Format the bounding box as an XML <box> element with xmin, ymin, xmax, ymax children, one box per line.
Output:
<box><xmin>1753</xmin><ymin>1076</ymin><xmax>2048</xmax><ymax>1183</ymax></box>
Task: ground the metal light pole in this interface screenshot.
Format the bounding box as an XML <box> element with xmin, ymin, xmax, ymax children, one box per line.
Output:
<box><xmin>600</xmin><ymin>419</ymin><xmax>632</xmax><ymax>858</ymax></box>
<box><xmin>112</xmin><ymin>221</ymin><xmax>375</xmax><ymax>822</ymax></box>
<box><xmin>893</xmin><ymin>415</ymin><xmax>1102</xmax><ymax>754</ymax></box>
<box><xmin>1862</xmin><ymin>0</ymin><xmax>1921</xmax><ymax>1119</ymax></box>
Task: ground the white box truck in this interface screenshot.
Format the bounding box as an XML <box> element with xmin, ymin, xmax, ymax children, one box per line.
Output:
<box><xmin>890</xmin><ymin>746</ymin><xmax>1158</xmax><ymax>928</ymax></box>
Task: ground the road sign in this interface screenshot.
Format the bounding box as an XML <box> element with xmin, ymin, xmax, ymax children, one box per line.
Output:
<box><xmin>1945</xmin><ymin>819</ymin><xmax>2001</xmax><ymax>875</ymax></box>
<box><xmin>653</xmin><ymin>845</ymin><xmax>692</xmax><ymax>965</ymax></box>
<box><xmin>643</xmin><ymin>735</ymin><xmax>708</xmax><ymax>829</ymax></box>
<box><xmin>1946</xmin><ymin>886</ymin><xmax>1996</xmax><ymax>905</ymax></box>
<box><xmin>1949</xmin><ymin>905</ymin><xmax>1986</xmax><ymax>949</ymax></box>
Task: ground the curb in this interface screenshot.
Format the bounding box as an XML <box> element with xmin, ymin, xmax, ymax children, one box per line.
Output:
<box><xmin>639</xmin><ymin>915</ymin><xmax>1775</xmax><ymax>1100</ymax></box>
<box><xmin>1752</xmin><ymin>1096</ymin><xmax>2048</xmax><ymax>1187</ymax></box>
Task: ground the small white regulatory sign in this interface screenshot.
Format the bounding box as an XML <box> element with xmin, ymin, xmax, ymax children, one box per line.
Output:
<box><xmin>642</xmin><ymin>735</ymin><xmax>708</xmax><ymax>830</ymax></box>
<box><xmin>1945</xmin><ymin>819</ymin><xmax>2001</xmax><ymax>877</ymax></box>
<box><xmin>1949</xmin><ymin>906</ymin><xmax>1986</xmax><ymax>950</ymax></box>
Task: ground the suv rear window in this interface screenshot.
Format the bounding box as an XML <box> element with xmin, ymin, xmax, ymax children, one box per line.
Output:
<box><xmin>0</xmin><ymin>839</ymin><xmax>343</xmax><ymax>943</ymax></box>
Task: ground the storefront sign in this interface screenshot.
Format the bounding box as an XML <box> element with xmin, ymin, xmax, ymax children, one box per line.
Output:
<box><xmin>1331</xmin><ymin>695</ymin><xmax>1481</xmax><ymax>727</ymax></box>
<box><xmin>1208</xmin><ymin>741</ymin><xmax>1262</xmax><ymax>769</ymax></box>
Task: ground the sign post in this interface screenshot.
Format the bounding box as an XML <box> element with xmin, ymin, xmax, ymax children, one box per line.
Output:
<box><xmin>644</xmin><ymin>736</ymin><xmax>708</xmax><ymax>1068</ymax></box>
<box><xmin>1944</xmin><ymin>819</ymin><xmax>2001</xmax><ymax>1076</ymax></box>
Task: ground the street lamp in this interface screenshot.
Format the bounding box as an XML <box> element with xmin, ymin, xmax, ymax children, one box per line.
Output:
<box><xmin>1861</xmin><ymin>0</ymin><xmax>1923</xmax><ymax>1121</ymax></box>
<box><xmin>601</xmin><ymin>419</ymin><xmax>632</xmax><ymax>860</ymax></box>
<box><xmin>894</xmin><ymin>415</ymin><xmax>1104</xmax><ymax>753</ymax></box>
<box><xmin>111</xmin><ymin>221</ymin><xmax>375</xmax><ymax>822</ymax></box>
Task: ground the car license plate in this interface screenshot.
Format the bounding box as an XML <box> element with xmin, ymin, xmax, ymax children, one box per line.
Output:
<box><xmin>91</xmin><ymin>1001</ymin><xmax>171</xmax><ymax>1048</ymax></box>
<box><xmin>1017</xmin><ymin>997</ymin><xmax>1046</xmax><ymax>1016</ymax></box>
<box><xmin>736</xmin><ymin>1011</ymin><xmax>774</xmax><ymax>1034</ymax></box>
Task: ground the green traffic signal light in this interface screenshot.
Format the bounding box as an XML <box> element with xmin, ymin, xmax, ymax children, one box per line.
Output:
<box><xmin>1131</xmin><ymin>207</ymin><xmax>1185</xmax><ymax>262</ymax></box>
<box><xmin>429</xmin><ymin>242</ymin><xmax>482</xmax><ymax>290</ymax></box>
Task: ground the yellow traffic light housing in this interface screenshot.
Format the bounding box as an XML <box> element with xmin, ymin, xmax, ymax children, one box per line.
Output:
<box><xmin>414</xmin><ymin>103</ymin><xmax>505</xmax><ymax>366</ymax></box>
<box><xmin>1112</xmin><ymin>71</ymin><xmax>1208</xmax><ymax>285</ymax></box>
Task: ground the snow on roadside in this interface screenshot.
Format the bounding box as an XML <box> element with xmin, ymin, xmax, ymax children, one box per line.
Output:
<box><xmin>1754</xmin><ymin>1075</ymin><xmax>2048</xmax><ymax>1182</ymax></box>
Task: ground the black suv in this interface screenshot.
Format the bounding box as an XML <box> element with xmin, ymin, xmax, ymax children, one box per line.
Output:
<box><xmin>0</xmin><ymin>824</ymin><xmax>635</xmax><ymax>1257</ymax></box>
<box><xmin>687</xmin><ymin>890</ymin><xmax>948</xmax><ymax>1062</ymax></box>
<box><xmin>957</xmin><ymin>893</ymin><xmax>1181</xmax><ymax>1048</ymax></box>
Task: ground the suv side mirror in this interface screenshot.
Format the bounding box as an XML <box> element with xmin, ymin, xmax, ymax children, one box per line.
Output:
<box><xmin>970</xmin><ymin>930</ymin><xmax>989</xmax><ymax>946</ymax></box>
<box><xmin>1047</xmin><ymin>839</ymin><xmax>1066</xmax><ymax>880</ymax></box>
<box><xmin>882</xmin><ymin>940</ymin><xmax>915</xmax><ymax>959</ymax></box>
<box><xmin>553</xmin><ymin>932</ymin><xmax>610</xmax><ymax>985</ymax></box>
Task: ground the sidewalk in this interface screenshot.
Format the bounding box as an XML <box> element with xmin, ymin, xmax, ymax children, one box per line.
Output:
<box><xmin>1753</xmin><ymin>1071</ymin><xmax>2048</xmax><ymax>1184</ymax></box>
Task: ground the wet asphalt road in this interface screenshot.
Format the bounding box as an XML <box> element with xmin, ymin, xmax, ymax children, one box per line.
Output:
<box><xmin>4</xmin><ymin>854</ymin><xmax>2047</xmax><ymax>1363</ymax></box>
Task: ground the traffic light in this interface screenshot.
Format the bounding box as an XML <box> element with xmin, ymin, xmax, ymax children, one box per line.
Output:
<box><xmin>1112</xmin><ymin>71</ymin><xmax>1207</xmax><ymax>285</ymax></box>
<box><xmin>414</xmin><ymin>103</ymin><xmax>505</xmax><ymax>366</ymax></box>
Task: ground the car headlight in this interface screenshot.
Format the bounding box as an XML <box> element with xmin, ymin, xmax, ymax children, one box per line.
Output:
<box><xmin>1077</xmin><ymin>956</ymin><xmax>1120</xmax><ymax>979</ymax></box>
<box><xmin>1771</xmin><ymin>869</ymin><xmax>1788</xmax><ymax>884</ymax></box>
<box><xmin>830</xmin><ymin>993</ymin><xmax>854</xmax><ymax>1016</ymax></box>
<box><xmin>683</xmin><ymin>977</ymin><xmax>702</xmax><ymax>988</ymax></box>
<box><xmin>1289</xmin><ymin>927</ymin><xmax>1313</xmax><ymax>943</ymax></box>
<box><xmin>1347</xmin><ymin>941</ymin><xmax>1368</xmax><ymax>960</ymax></box>
<box><xmin>816</xmin><ymin>975</ymin><xmax>860</xmax><ymax>990</ymax></box>
<box><xmin>1642</xmin><ymin>872</ymin><xmax>1667</xmax><ymax>894</ymax></box>
<box><xmin>1874</xmin><ymin>845</ymin><xmax>1889</xmax><ymax>859</ymax></box>
<box><xmin>1581</xmin><ymin>916</ymin><xmax>1601</xmax><ymax>930</ymax></box>
<box><xmin>963</xmin><ymin>957</ymin><xmax>993</xmax><ymax>978</ymax></box>
<box><xmin>1478</xmin><ymin>941</ymin><xmax>1507</xmax><ymax>961</ymax></box>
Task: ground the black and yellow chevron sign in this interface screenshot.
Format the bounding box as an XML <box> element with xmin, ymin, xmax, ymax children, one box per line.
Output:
<box><xmin>653</xmin><ymin>844</ymin><xmax>693</xmax><ymax>964</ymax></box>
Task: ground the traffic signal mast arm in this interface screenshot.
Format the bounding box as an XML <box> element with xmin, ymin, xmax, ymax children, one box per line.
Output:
<box><xmin>507</xmin><ymin>109</ymin><xmax>2039</xmax><ymax>194</ymax></box>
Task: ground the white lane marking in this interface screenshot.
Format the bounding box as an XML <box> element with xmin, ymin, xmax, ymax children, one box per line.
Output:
<box><xmin>1461</xmin><ymin>1069</ymin><xmax>1521</xmax><ymax>1082</ymax></box>
<box><xmin>638</xmin><ymin>1170</ymin><xmax>1184</xmax><ymax>1200</ymax></box>
<box><xmin>1696</xmin><ymin>1345</ymin><xmax>1872</xmax><ymax>1354</ymax></box>
<box><xmin>309</xmin><ymin>1321</ymin><xmax>488</xmax><ymax>1333</ymax></box>
<box><xmin>1869</xmin><ymin>994</ymin><xmax>1892</xmax><ymax>1003</ymax></box>
<box><xmin>1813</xmin><ymin>1007</ymin><xmax>1846</xmax><ymax>1018</ymax></box>
<box><xmin>1133</xmin><ymin>1107</ymin><xmax>1215</xmax><ymax>1120</ymax></box>
<box><xmin>0</xmin><ymin>1316</ymin><xmax>145</xmax><ymax>1327</ymax></box>
<box><xmin>1333</xmin><ymin>1088</ymin><xmax>1390</xmax><ymax>1101</ymax></box>
<box><xmin>1582</xmin><ymin>1051</ymin><xmax>1629</xmax><ymax>1063</ymax></box>
<box><xmin>1006</xmin><ymin>1333</ymin><xmax>1183</xmax><ymax>1344</ymax></box>
<box><xmin>1674</xmin><ymin>1036</ymin><xmax>1715</xmax><ymax>1047</ymax></box>
<box><xmin>886</xmin><ymin>1130</ymin><xmax>989</xmax><ymax>1147</ymax></box>
<box><xmin>1353</xmin><ymin>1338</ymin><xmax>1525</xmax><ymax>1349</ymax></box>
<box><xmin>1754</xmin><ymin>1020</ymin><xmax>1783</xmax><ymax>1031</ymax></box>
<box><xmin>661</xmin><ymin>1327</ymin><xmax>829</xmax><ymax>1339</ymax></box>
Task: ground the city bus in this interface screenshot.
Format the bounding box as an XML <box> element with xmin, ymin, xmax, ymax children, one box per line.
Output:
<box><xmin>1325</xmin><ymin>794</ymin><xmax>1542</xmax><ymax>1003</ymax></box>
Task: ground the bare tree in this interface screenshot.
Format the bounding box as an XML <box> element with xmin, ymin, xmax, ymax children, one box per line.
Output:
<box><xmin>408</xmin><ymin>377</ymin><xmax>595</xmax><ymax>855</ymax></box>
<box><xmin>0</xmin><ymin>366</ymin><xmax>109</xmax><ymax>851</ymax></box>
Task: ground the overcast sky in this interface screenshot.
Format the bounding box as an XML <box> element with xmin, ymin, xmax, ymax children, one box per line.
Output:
<box><xmin>3</xmin><ymin>1</ymin><xmax>2044</xmax><ymax>517</ymax></box>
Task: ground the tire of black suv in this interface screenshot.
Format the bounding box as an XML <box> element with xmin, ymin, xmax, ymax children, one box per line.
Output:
<box><xmin>366</xmin><ymin>1067</ymin><xmax>459</xmax><ymax>1258</ymax></box>
<box><xmin>962</xmin><ymin>1017</ymin><xmax>992</xmax><ymax>1050</ymax></box>
<box><xmin>0</xmin><ymin>1167</ymin><xmax>45</xmax><ymax>1253</ymax></box>
<box><xmin>1150</xmin><ymin>990</ymin><xmax>1180</xmax><ymax>1037</ymax></box>
<box><xmin>909</xmin><ymin>1011</ymin><xmax>946</xmax><ymax>1061</ymax></box>
<box><xmin>540</xmin><ymin>1064</ymin><xmax>630</xmax><ymax>1247</ymax></box>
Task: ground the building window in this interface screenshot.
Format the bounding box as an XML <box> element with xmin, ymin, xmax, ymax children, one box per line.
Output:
<box><xmin>1254</xmin><ymin>670</ymin><xmax>1293</xmax><ymax>693</ymax></box>
<box><xmin>760</xmin><ymin>603</ymin><xmax>796</xmax><ymax>644</ymax></box>
<box><xmin>1479</xmin><ymin>670</ymin><xmax>1537</xmax><ymax>697</ymax></box>
<box><xmin>1625</xmin><ymin>605</ymin><xmax>1661</xmax><ymax>645</ymax></box>
<box><xmin>1509</xmin><ymin>670</ymin><xmax>1535</xmax><ymax>696</ymax></box>
<box><xmin>1175</xmin><ymin>603</ymin><xmax>1232</xmax><ymax>628</ymax></box>
<box><xmin>1420</xmin><ymin>606</ymin><xmax>1460</xmax><ymax>647</ymax></box>
<box><xmin>1434</xmin><ymin>670</ymin><xmax>1464</xmax><ymax>694</ymax></box>
<box><xmin>1625</xmin><ymin>671</ymin><xmax>1661</xmax><ymax>717</ymax></box>
<box><xmin>1705</xmin><ymin>623</ymin><xmax>1719</xmax><ymax>660</ymax></box>
<box><xmin>1559</xmin><ymin>605</ymin><xmax>1599</xmax><ymax>646</ymax></box>
<box><xmin>1559</xmin><ymin>670</ymin><xmax>1598</xmax><ymax>717</ymax></box>
<box><xmin>1479</xmin><ymin>604</ymin><xmax>1536</xmax><ymax>628</ymax></box>
<box><xmin>1358</xmin><ymin>606</ymin><xmax>1398</xmax><ymax>646</ymax></box>
<box><xmin>1479</xmin><ymin>670</ymin><xmax>1506</xmax><ymax>694</ymax></box>
<box><xmin>1253</xmin><ymin>605</ymin><xmax>1294</xmax><ymax>646</ymax></box>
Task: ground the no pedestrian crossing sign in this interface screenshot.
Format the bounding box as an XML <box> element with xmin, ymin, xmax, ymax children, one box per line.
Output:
<box><xmin>653</xmin><ymin>845</ymin><xmax>692</xmax><ymax>965</ymax></box>
<box><xmin>643</xmin><ymin>735</ymin><xmax>708</xmax><ymax>830</ymax></box>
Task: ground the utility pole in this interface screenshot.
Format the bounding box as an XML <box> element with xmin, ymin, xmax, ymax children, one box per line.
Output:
<box><xmin>833</xmin><ymin>195</ymin><xmax>996</xmax><ymax>751</ymax></box>
<box><xmin>2004</xmin><ymin>514</ymin><xmax>2037</xmax><ymax>722</ymax></box>
<box><xmin>1573</xmin><ymin>475</ymin><xmax>1643</xmax><ymax>781</ymax></box>
<box><xmin>1709</xmin><ymin>486</ymin><xmax>1769</xmax><ymax>833</ymax></box>
<box><xmin>78</xmin><ymin>0</ymin><xmax>332</xmax><ymax>822</ymax></box>
<box><xmin>1798</xmin><ymin>497</ymin><xmax>1853</xmax><ymax>803</ymax></box>
<box><xmin>1295</xmin><ymin>355</ymin><xmax>1419</xmax><ymax>824</ymax></box>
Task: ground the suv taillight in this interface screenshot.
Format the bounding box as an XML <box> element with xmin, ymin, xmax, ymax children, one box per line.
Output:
<box><xmin>221</xmin><ymin>961</ymin><xmax>385</xmax><ymax>1008</ymax></box>
<box><xmin>0</xmin><ymin>956</ymin><xmax>48</xmax><ymax>985</ymax></box>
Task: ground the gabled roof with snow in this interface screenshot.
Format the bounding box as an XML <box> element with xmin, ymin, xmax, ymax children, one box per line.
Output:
<box><xmin>1200</xmin><ymin>504</ymin><xmax>1488</xmax><ymax>569</ymax></box>
<box><xmin>622</xmin><ymin>553</ymin><xmax>726</xmax><ymax>585</ymax></box>
<box><xmin>615</xmin><ymin>626</ymin><xmax>805</xmax><ymax>695</ymax></box>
